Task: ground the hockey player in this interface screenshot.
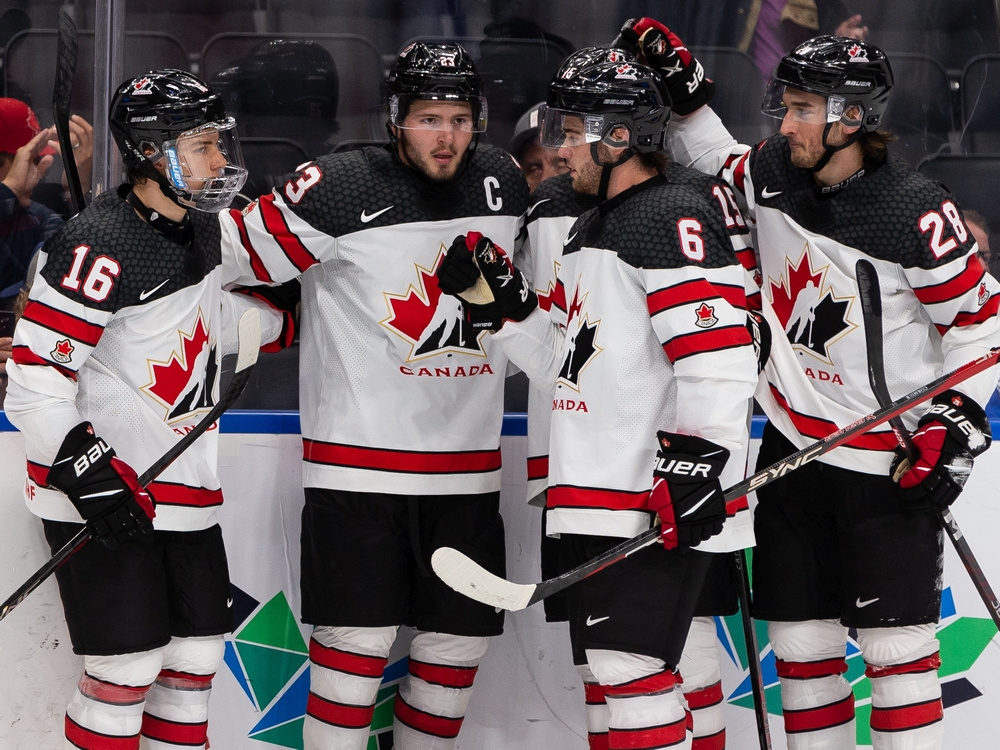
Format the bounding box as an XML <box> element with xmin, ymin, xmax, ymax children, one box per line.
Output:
<box><xmin>3</xmin><ymin>70</ymin><xmax>289</xmax><ymax>750</ymax></box>
<box><xmin>617</xmin><ymin>18</ymin><xmax>1000</xmax><ymax>748</ymax></box>
<box><xmin>436</xmin><ymin>47</ymin><xmax>757</xmax><ymax>750</ymax></box>
<box><xmin>218</xmin><ymin>42</ymin><xmax>529</xmax><ymax>749</ymax></box>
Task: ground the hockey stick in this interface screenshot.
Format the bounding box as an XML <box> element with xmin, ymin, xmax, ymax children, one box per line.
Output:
<box><xmin>53</xmin><ymin>8</ymin><xmax>86</xmax><ymax>215</ymax></box>
<box><xmin>432</xmin><ymin>343</ymin><xmax>1000</xmax><ymax>611</ymax></box>
<box><xmin>735</xmin><ymin>548</ymin><xmax>772</xmax><ymax>750</ymax></box>
<box><xmin>856</xmin><ymin>259</ymin><xmax>1000</xmax><ymax>630</ymax></box>
<box><xmin>0</xmin><ymin>309</ymin><xmax>262</xmax><ymax>623</ymax></box>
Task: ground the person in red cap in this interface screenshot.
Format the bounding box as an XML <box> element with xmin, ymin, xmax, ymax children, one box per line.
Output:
<box><xmin>0</xmin><ymin>97</ymin><xmax>92</xmax><ymax>309</ymax></box>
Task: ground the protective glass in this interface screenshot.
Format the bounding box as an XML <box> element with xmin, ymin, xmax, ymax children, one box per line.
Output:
<box><xmin>540</xmin><ymin>108</ymin><xmax>630</xmax><ymax>149</ymax></box>
<box><xmin>389</xmin><ymin>94</ymin><xmax>488</xmax><ymax>133</ymax></box>
<box><xmin>162</xmin><ymin>118</ymin><xmax>247</xmax><ymax>212</ymax></box>
<box><xmin>761</xmin><ymin>81</ymin><xmax>849</xmax><ymax>125</ymax></box>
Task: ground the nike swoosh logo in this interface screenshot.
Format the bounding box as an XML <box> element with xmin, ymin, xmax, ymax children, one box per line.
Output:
<box><xmin>526</xmin><ymin>198</ymin><xmax>550</xmax><ymax>217</ymax></box>
<box><xmin>856</xmin><ymin>597</ymin><xmax>880</xmax><ymax>608</ymax></box>
<box><xmin>139</xmin><ymin>278</ymin><xmax>170</xmax><ymax>301</ymax></box>
<box><xmin>761</xmin><ymin>187</ymin><xmax>782</xmax><ymax>199</ymax></box>
<box><xmin>563</xmin><ymin>232</ymin><xmax>578</xmax><ymax>247</ymax></box>
<box><xmin>360</xmin><ymin>205</ymin><xmax>394</xmax><ymax>223</ymax></box>
<box><xmin>680</xmin><ymin>490</ymin><xmax>715</xmax><ymax>518</ymax></box>
<box><xmin>586</xmin><ymin>615</ymin><xmax>610</xmax><ymax>626</ymax></box>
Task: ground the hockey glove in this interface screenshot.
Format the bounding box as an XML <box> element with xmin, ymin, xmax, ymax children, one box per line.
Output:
<box><xmin>233</xmin><ymin>280</ymin><xmax>300</xmax><ymax>352</ymax></box>
<box><xmin>438</xmin><ymin>235</ymin><xmax>496</xmax><ymax>305</ymax></box>
<box><xmin>746</xmin><ymin>310</ymin><xmax>771</xmax><ymax>375</ymax></box>
<box><xmin>465</xmin><ymin>232</ymin><xmax>537</xmax><ymax>323</ymax></box>
<box><xmin>48</xmin><ymin>422</ymin><xmax>156</xmax><ymax>548</ymax></box>
<box><xmin>890</xmin><ymin>390</ymin><xmax>992</xmax><ymax>512</ymax></box>
<box><xmin>612</xmin><ymin>18</ymin><xmax>715</xmax><ymax>115</ymax></box>
<box><xmin>649</xmin><ymin>431</ymin><xmax>729</xmax><ymax>550</ymax></box>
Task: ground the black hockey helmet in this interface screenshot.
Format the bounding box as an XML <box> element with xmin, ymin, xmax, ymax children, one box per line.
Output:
<box><xmin>386</xmin><ymin>42</ymin><xmax>487</xmax><ymax>132</ymax></box>
<box><xmin>109</xmin><ymin>69</ymin><xmax>247</xmax><ymax>212</ymax></box>
<box><xmin>211</xmin><ymin>39</ymin><xmax>339</xmax><ymax>121</ymax></box>
<box><xmin>541</xmin><ymin>46</ymin><xmax>671</xmax><ymax>154</ymax></box>
<box><xmin>762</xmin><ymin>36</ymin><xmax>894</xmax><ymax>133</ymax></box>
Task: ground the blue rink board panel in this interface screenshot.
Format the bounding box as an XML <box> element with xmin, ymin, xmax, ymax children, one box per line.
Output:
<box><xmin>4</xmin><ymin>412</ymin><xmax>1000</xmax><ymax>440</ymax></box>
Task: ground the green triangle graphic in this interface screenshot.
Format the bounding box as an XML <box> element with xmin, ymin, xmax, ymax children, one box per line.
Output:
<box><xmin>237</xmin><ymin>591</ymin><xmax>308</xmax><ymax>653</ymax></box>
<box><xmin>250</xmin><ymin>717</ymin><xmax>305</xmax><ymax>749</ymax></box>
<box><xmin>371</xmin><ymin>689</ymin><xmax>399</xmax><ymax>732</ymax></box>
<box><xmin>939</xmin><ymin>617</ymin><xmax>996</xmax><ymax>676</ymax></box>
<box><xmin>235</xmin><ymin>640</ymin><xmax>308</xmax><ymax>709</ymax></box>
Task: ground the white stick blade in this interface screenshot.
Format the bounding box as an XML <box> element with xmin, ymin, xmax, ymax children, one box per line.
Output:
<box><xmin>235</xmin><ymin>308</ymin><xmax>262</xmax><ymax>373</ymax></box>
<box><xmin>431</xmin><ymin>547</ymin><xmax>535</xmax><ymax>611</ymax></box>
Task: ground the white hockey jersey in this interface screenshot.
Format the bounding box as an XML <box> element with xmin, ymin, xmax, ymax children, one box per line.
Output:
<box><xmin>495</xmin><ymin>174</ymin><xmax>758</xmax><ymax>550</ymax></box>
<box><xmin>5</xmin><ymin>186</ymin><xmax>280</xmax><ymax>531</ymax></box>
<box><xmin>220</xmin><ymin>144</ymin><xmax>530</xmax><ymax>495</ymax></box>
<box><xmin>668</xmin><ymin>107</ymin><xmax>1000</xmax><ymax>474</ymax></box>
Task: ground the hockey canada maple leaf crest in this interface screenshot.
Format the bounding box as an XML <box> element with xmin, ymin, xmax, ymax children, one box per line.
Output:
<box><xmin>381</xmin><ymin>244</ymin><xmax>489</xmax><ymax>361</ymax></box>
<box><xmin>767</xmin><ymin>245</ymin><xmax>855</xmax><ymax>364</ymax></box>
<box><xmin>51</xmin><ymin>339</ymin><xmax>74</xmax><ymax>364</ymax></box>
<box><xmin>142</xmin><ymin>310</ymin><xmax>219</xmax><ymax>422</ymax></box>
<box><xmin>557</xmin><ymin>284</ymin><xmax>602</xmax><ymax>391</ymax></box>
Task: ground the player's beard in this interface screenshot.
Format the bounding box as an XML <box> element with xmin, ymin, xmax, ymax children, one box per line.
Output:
<box><xmin>568</xmin><ymin>154</ymin><xmax>603</xmax><ymax>196</ymax></box>
<box><xmin>399</xmin><ymin>132</ymin><xmax>469</xmax><ymax>184</ymax></box>
<box><xmin>788</xmin><ymin>137</ymin><xmax>827</xmax><ymax>169</ymax></box>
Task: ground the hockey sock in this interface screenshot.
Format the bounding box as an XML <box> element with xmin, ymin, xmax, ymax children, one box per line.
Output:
<box><xmin>679</xmin><ymin>617</ymin><xmax>726</xmax><ymax>750</ymax></box>
<box><xmin>858</xmin><ymin>625</ymin><xmax>943</xmax><ymax>750</ymax></box>
<box><xmin>770</xmin><ymin>620</ymin><xmax>855</xmax><ymax>750</ymax></box>
<box><xmin>303</xmin><ymin>625</ymin><xmax>397</xmax><ymax>750</ymax></box>
<box><xmin>589</xmin><ymin>649</ymin><xmax>689</xmax><ymax>750</ymax></box>
<box><xmin>66</xmin><ymin>651</ymin><xmax>163</xmax><ymax>750</ymax></box>
<box><xmin>577</xmin><ymin>663</ymin><xmax>610</xmax><ymax>750</ymax></box>
<box><xmin>393</xmin><ymin>630</ymin><xmax>489</xmax><ymax>750</ymax></box>
<box><xmin>141</xmin><ymin>636</ymin><xmax>225</xmax><ymax>749</ymax></box>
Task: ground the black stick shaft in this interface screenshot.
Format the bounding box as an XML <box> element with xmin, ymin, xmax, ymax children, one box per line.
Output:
<box><xmin>735</xmin><ymin>549</ymin><xmax>772</xmax><ymax>750</ymax></box>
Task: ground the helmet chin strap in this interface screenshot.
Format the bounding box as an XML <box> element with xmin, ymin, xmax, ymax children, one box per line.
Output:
<box><xmin>811</xmin><ymin>122</ymin><xmax>863</xmax><ymax>173</ymax></box>
<box><xmin>590</xmin><ymin>141</ymin><xmax>633</xmax><ymax>201</ymax></box>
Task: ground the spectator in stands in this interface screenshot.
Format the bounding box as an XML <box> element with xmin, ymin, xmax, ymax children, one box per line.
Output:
<box><xmin>509</xmin><ymin>101</ymin><xmax>568</xmax><ymax>193</ymax></box>
<box><xmin>0</xmin><ymin>99</ymin><xmax>63</xmax><ymax>312</ymax></box>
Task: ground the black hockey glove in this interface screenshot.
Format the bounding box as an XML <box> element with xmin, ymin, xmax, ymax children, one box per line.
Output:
<box><xmin>436</xmin><ymin>235</ymin><xmax>505</xmax><ymax>333</ymax></box>
<box><xmin>48</xmin><ymin>422</ymin><xmax>156</xmax><ymax>548</ymax></box>
<box><xmin>648</xmin><ymin>431</ymin><xmax>729</xmax><ymax>550</ymax></box>
<box><xmin>612</xmin><ymin>18</ymin><xmax>715</xmax><ymax>115</ymax></box>
<box><xmin>233</xmin><ymin>280</ymin><xmax>301</xmax><ymax>352</ymax></box>
<box><xmin>465</xmin><ymin>232</ymin><xmax>537</xmax><ymax>323</ymax></box>
<box><xmin>746</xmin><ymin>310</ymin><xmax>771</xmax><ymax>375</ymax></box>
<box><xmin>891</xmin><ymin>390</ymin><xmax>992</xmax><ymax>512</ymax></box>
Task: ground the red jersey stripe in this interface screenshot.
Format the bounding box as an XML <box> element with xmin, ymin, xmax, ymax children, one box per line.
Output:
<box><xmin>393</xmin><ymin>695</ymin><xmax>463</xmax><ymax>739</ymax></box>
<box><xmin>65</xmin><ymin>716</ymin><xmax>139</xmax><ymax>750</ymax></box>
<box><xmin>870</xmin><ymin>698</ymin><xmax>943</xmax><ymax>732</ymax></box>
<box><xmin>776</xmin><ymin>657</ymin><xmax>849</xmax><ymax>680</ymax></box>
<box><xmin>685</xmin><ymin>681</ymin><xmax>724</xmax><ymax>709</ymax></box>
<box><xmin>647</xmin><ymin>280</ymin><xmax>746</xmax><ymax>315</ymax></box>
<box><xmin>783</xmin><ymin>694</ymin><xmax>855</xmax><ymax>734</ymax></box>
<box><xmin>409</xmin><ymin>659</ymin><xmax>478</xmax><ymax>688</ymax></box>
<box><xmin>228</xmin><ymin>207</ymin><xmax>274</xmax><ymax>283</ymax></box>
<box><xmin>913</xmin><ymin>253</ymin><xmax>985</xmax><ymax>305</ymax></box>
<box><xmin>724</xmin><ymin>152</ymin><xmax>750</xmax><ymax>196</ymax></box>
<box><xmin>21</xmin><ymin>301</ymin><xmax>104</xmax><ymax>346</ymax></box>
<box><xmin>309</xmin><ymin>639</ymin><xmax>388</xmax><ymax>678</ymax></box>
<box><xmin>551</xmin><ymin>278</ymin><xmax>568</xmax><ymax>315</ymax></box>
<box><xmin>692</xmin><ymin>728</ymin><xmax>726</xmax><ymax>750</ymax></box>
<box><xmin>27</xmin><ymin>460</ymin><xmax>49</xmax><ymax>487</ymax></box>
<box><xmin>303</xmin><ymin>439</ymin><xmax>502</xmax><ymax>475</ymax></box>
<box><xmin>306</xmin><ymin>692</ymin><xmax>376</xmax><ymax>729</ymax></box>
<box><xmin>548</xmin><ymin>484</ymin><xmax>650</xmax><ymax>511</ymax></box>
<box><xmin>605</xmin><ymin>669</ymin><xmax>678</xmax><ymax>697</ymax></box>
<box><xmin>12</xmin><ymin>345</ymin><xmax>77</xmax><ymax>379</ymax></box>
<box><xmin>663</xmin><ymin>325</ymin><xmax>751</xmax><ymax>362</ymax></box>
<box><xmin>584</xmin><ymin>681</ymin><xmax>607</xmax><ymax>704</ymax></box>
<box><xmin>139</xmin><ymin>715</ymin><xmax>208</xmax><ymax>746</ymax></box>
<box><xmin>726</xmin><ymin>495</ymin><xmax>749</xmax><ymax>516</ymax></box>
<box><xmin>527</xmin><ymin>455</ymin><xmax>549</xmax><ymax>482</ymax></box>
<box><xmin>608</xmin><ymin>716</ymin><xmax>687</xmax><ymax>748</ymax></box>
<box><xmin>736</xmin><ymin>247</ymin><xmax>758</xmax><ymax>272</ymax></box>
<box><xmin>865</xmin><ymin>653</ymin><xmax>941</xmax><ymax>679</ymax></box>
<box><xmin>769</xmin><ymin>385</ymin><xmax>899</xmax><ymax>452</ymax></box>
<box><xmin>146</xmin><ymin>482</ymin><xmax>223</xmax><ymax>509</ymax></box>
<box><xmin>948</xmin><ymin>293</ymin><xmax>1000</xmax><ymax>329</ymax></box>
<box><xmin>259</xmin><ymin>195</ymin><xmax>317</xmax><ymax>273</ymax></box>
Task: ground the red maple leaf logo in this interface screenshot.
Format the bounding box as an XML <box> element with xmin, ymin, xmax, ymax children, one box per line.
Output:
<box><xmin>695</xmin><ymin>302</ymin><xmax>718</xmax><ymax>328</ymax></box>
<box><xmin>382</xmin><ymin>254</ymin><xmax>447</xmax><ymax>343</ymax></box>
<box><xmin>567</xmin><ymin>286</ymin><xmax>586</xmax><ymax>324</ymax></box>
<box><xmin>143</xmin><ymin>313</ymin><xmax>211</xmax><ymax>409</ymax></box>
<box><xmin>767</xmin><ymin>248</ymin><xmax>824</xmax><ymax>330</ymax></box>
<box><xmin>51</xmin><ymin>339</ymin><xmax>74</xmax><ymax>363</ymax></box>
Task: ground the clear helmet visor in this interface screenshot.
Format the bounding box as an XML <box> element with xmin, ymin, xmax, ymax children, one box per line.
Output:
<box><xmin>161</xmin><ymin>118</ymin><xmax>248</xmax><ymax>213</ymax></box>
<box><xmin>761</xmin><ymin>81</ymin><xmax>851</xmax><ymax>126</ymax></box>
<box><xmin>539</xmin><ymin>108</ymin><xmax>630</xmax><ymax>150</ymax></box>
<box><xmin>389</xmin><ymin>94</ymin><xmax>488</xmax><ymax>133</ymax></box>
